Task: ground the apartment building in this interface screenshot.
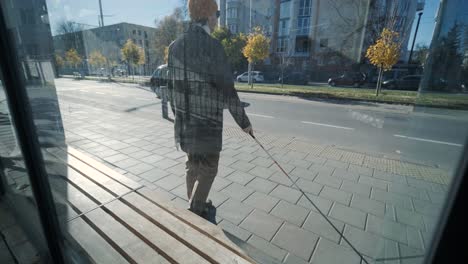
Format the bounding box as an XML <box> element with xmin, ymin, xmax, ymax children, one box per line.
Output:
<box><xmin>219</xmin><ymin>0</ymin><xmax>276</xmax><ymax>35</ymax></box>
<box><xmin>273</xmin><ymin>0</ymin><xmax>423</xmax><ymax>70</ymax></box>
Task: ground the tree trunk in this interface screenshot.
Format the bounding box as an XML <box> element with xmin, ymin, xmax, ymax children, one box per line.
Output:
<box><xmin>281</xmin><ymin>68</ymin><xmax>284</xmax><ymax>88</ymax></box>
<box><xmin>376</xmin><ymin>66</ymin><xmax>383</xmax><ymax>96</ymax></box>
<box><xmin>250</xmin><ymin>63</ymin><xmax>254</xmax><ymax>89</ymax></box>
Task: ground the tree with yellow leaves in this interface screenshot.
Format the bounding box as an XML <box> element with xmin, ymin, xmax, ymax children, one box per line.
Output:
<box><xmin>65</xmin><ymin>48</ymin><xmax>82</xmax><ymax>69</ymax></box>
<box><xmin>54</xmin><ymin>53</ymin><xmax>64</xmax><ymax>76</ymax></box>
<box><xmin>243</xmin><ymin>27</ymin><xmax>270</xmax><ymax>88</ymax></box>
<box><xmin>88</xmin><ymin>50</ymin><xmax>107</xmax><ymax>71</ymax></box>
<box><xmin>121</xmin><ymin>39</ymin><xmax>145</xmax><ymax>79</ymax></box>
<box><xmin>164</xmin><ymin>46</ymin><xmax>169</xmax><ymax>64</ymax></box>
<box><xmin>366</xmin><ymin>28</ymin><xmax>401</xmax><ymax>96</ymax></box>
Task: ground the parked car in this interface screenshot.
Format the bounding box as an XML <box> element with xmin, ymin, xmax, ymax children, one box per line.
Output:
<box><xmin>150</xmin><ymin>64</ymin><xmax>169</xmax><ymax>98</ymax></box>
<box><xmin>278</xmin><ymin>73</ymin><xmax>308</xmax><ymax>85</ymax></box>
<box><xmin>328</xmin><ymin>72</ymin><xmax>366</xmax><ymax>87</ymax></box>
<box><xmin>382</xmin><ymin>75</ymin><xmax>422</xmax><ymax>91</ymax></box>
<box><xmin>236</xmin><ymin>71</ymin><xmax>264</xmax><ymax>83</ymax></box>
<box><xmin>112</xmin><ymin>67</ymin><xmax>127</xmax><ymax>77</ymax></box>
<box><xmin>97</xmin><ymin>68</ymin><xmax>109</xmax><ymax>77</ymax></box>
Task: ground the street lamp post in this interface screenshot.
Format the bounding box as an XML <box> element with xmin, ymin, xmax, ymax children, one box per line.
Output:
<box><xmin>408</xmin><ymin>11</ymin><xmax>423</xmax><ymax>64</ymax></box>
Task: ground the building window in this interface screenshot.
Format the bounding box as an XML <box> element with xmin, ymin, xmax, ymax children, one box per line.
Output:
<box><xmin>138</xmin><ymin>30</ymin><xmax>141</xmax><ymax>36</ymax></box>
<box><xmin>139</xmin><ymin>39</ymin><xmax>142</xmax><ymax>45</ymax></box>
<box><xmin>297</xmin><ymin>17</ymin><xmax>310</xmax><ymax>36</ymax></box>
<box><xmin>279</xmin><ymin>19</ymin><xmax>290</xmax><ymax>37</ymax></box>
<box><xmin>295</xmin><ymin>36</ymin><xmax>310</xmax><ymax>53</ymax></box>
<box><xmin>228</xmin><ymin>24</ymin><xmax>237</xmax><ymax>33</ymax></box>
<box><xmin>280</xmin><ymin>1</ymin><xmax>291</xmax><ymax>19</ymax></box>
<box><xmin>227</xmin><ymin>8</ymin><xmax>237</xmax><ymax>19</ymax></box>
<box><xmin>133</xmin><ymin>30</ymin><xmax>136</xmax><ymax>35</ymax></box>
<box><xmin>277</xmin><ymin>37</ymin><xmax>288</xmax><ymax>52</ymax></box>
<box><xmin>20</xmin><ymin>8</ymin><xmax>35</xmax><ymax>25</ymax></box>
<box><xmin>298</xmin><ymin>0</ymin><xmax>312</xmax><ymax>16</ymax></box>
<box><xmin>144</xmin><ymin>31</ymin><xmax>148</xmax><ymax>38</ymax></box>
<box><xmin>145</xmin><ymin>40</ymin><xmax>149</xmax><ymax>47</ymax></box>
<box><xmin>320</xmin><ymin>38</ymin><xmax>328</xmax><ymax>48</ymax></box>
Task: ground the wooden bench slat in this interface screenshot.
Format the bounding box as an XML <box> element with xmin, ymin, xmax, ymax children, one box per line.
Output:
<box><xmin>123</xmin><ymin>192</ymin><xmax>251</xmax><ymax>264</ymax></box>
<box><xmin>49</xmin><ymin>176</ymin><xmax>98</xmax><ymax>214</ymax></box>
<box><xmin>67</xmin><ymin>217</ymin><xmax>129</xmax><ymax>264</ymax></box>
<box><xmin>65</xmin><ymin>154</ymin><xmax>133</xmax><ymax>196</ymax></box>
<box><xmin>68</xmin><ymin>147</ymin><xmax>142</xmax><ymax>190</ymax></box>
<box><xmin>137</xmin><ymin>188</ymin><xmax>255</xmax><ymax>262</ymax></box>
<box><xmin>86</xmin><ymin>208</ymin><xmax>170</xmax><ymax>264</ymax></box>
<box><xmin>46</xmin><ymin>147</ymin><xmax>255</xmax><ymax>263</ymax></box>
<box><xmin>105</xmin><ymin>199</ymin><xmax>211</xmax><ymax>264</ymax></box>
<box><xmin>63</xmin><ymin>166</ymin><xmax>116</xmax><ymax>204</ymax></box>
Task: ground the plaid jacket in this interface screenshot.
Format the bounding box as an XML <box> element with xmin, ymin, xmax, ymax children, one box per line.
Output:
<box><xmin>167</xmin><ymin>23</ymin><xmax>250</xmax><ymax>153</ymax></box>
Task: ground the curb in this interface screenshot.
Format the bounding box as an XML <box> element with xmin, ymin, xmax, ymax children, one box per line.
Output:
<box><xmin>236</xmin><ymin>89</ymin><xmax>468</xmax><ymax>111</ymax></box>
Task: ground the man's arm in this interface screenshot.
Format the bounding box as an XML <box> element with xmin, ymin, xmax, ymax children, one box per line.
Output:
<box><xmin>215</xmin><ymin>43</ymin><xmax>251</xmax><ymax>130</ymax></box>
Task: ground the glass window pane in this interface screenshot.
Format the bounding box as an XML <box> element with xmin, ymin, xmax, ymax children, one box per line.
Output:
<box><xmin>2</xmin><ymin>0</ymin><xmax>466</xmax><ymax>263</ymax></box>
<box><xmin>0</xmin><ymin>71</ymin><xmax>52</xmax><ymax>262</ymax></box>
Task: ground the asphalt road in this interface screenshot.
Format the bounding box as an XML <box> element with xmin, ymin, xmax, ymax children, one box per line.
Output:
<box><xmin>54</xmin><ymin>78</ymin><xmax>468</xmax><ymax>170</ymax></box>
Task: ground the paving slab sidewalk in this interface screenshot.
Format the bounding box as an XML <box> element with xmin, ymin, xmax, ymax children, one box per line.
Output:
<box><xmin>58</xmin><ymin>98</ymin><xmax>449</xmax><ymax>264</ymax></box>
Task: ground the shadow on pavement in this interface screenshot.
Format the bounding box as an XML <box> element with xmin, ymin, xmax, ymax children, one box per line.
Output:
<box><xmin>289</xmin><ymin>91</ymin><xmax>380</xmax><ymax>107</ymax></box>
<box><xmin>124</xmin><ymin>102</ymin><xmax>161</xmax><ymax>112</ymax></box>
<box><xmin>222</xmin><ymin>231</ymin><xmax>282</xmax><ymax>264</ymax></box>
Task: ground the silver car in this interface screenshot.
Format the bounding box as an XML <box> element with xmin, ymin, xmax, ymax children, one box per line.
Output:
<box><xmin>236</xmin><ymin>71</ymin><xmax>264</xmax><ymax>83</ymax></box>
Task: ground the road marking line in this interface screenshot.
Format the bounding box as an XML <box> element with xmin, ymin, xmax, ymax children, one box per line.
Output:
<box><xmin>95</xmin><ymin>92</ymin><xmax>105</xmax><ymax>95</ymax></box>
<box><xmin>136</xmin><ymin>97</ymin><xmax>151</xmax><ymax>101</ymax></box>
<box><xmin>394</xmin><ymin>134</ymin><xmax>462</xmax><ymax>147</ymax></box>
<box><xmin>248</xmin><ymin>113</ymin><xmax>274</xmax><ymax>119</ymax></box>
<box><xmin>301</xmin><ymin>121</ymin><xmax>354</xmax><ymax>130</ymax></box>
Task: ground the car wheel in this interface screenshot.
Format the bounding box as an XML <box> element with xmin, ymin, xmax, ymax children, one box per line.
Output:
<box><xmin>353</xmin><ymin>82</ymin><xmax>360</xmax><ymax>88</ymax></box>
<box><xmin>330</xmin><ymin>81</ymin><xmax>336</xmax><ymax>87</ymax></box>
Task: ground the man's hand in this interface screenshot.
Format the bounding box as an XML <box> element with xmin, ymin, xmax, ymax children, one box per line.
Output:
<box><xmin>243</xmin><ymin>125</ymin><xmax>254</xmax><ymax>137</ymax></box>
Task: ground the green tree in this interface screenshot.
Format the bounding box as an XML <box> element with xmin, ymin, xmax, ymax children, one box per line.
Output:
<box><xmin>413</xmin><ymin>44</ymin><xmax>429</xmax><ymax>66</ymax></box>
<box><xmin>212</xmin><ymin>27</ymin><xmax>248</xmax><ymax>73</ymax></box>
<box><xmin>243</xmin><ymin>27</ymin><xmax>270</xmax><ymax>88</ymax></box>
<box><xmin>65</xmin><ymin>48</ymin><xmax>82</xmax><ymax>69</ymax></box>
<box><xmin>366</xmin><ymin>28</ymin><xmax>401</xmax><ymax>96</ymax></box>
<box><xmin>425</xmin><ymin>23</ymin><xmax>463</xmax><ymax>91</ymax></box>
<box><xmin>121</xmin><ymin>39</ymin><xmax>145</xmax><ymax>79</ymax></box>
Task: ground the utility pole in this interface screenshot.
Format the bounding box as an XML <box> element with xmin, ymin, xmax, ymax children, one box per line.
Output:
<box><xmin>99</xmin><ymin>0</ymin><xmax>104</xmax><ymax>27</ymax></box>
<box><xmin>408</xmin><ymin>12</ymin><xmax>423</xmax><ymax>64</ymax></box>
<box><xmin>248</xmin><ymin>0</ymin><xmax>252</xmax><ymax>87</ymax></box>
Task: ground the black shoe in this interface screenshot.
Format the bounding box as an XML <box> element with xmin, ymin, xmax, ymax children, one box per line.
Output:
<box><xmin>201</xmin><ymin>200</ymin><xmax>217</xmax><ymax>225</ymax></box>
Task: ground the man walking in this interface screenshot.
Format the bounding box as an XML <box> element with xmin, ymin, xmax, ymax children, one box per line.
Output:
<box><xmin>167</xmin><ymin>0</ymin><xmax>252</xmax><ymax>221</ymax></box>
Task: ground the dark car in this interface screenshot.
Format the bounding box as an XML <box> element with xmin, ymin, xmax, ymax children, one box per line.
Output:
<box><xmin>328</xmin><ymin>72</ymin><xmax>366</xmax><ymax>87</ymax></box>
<box><xmin>382</xmin><ymin>75</ymin><xmax>421</xmax><ymax>91</ymax></box>
<box><xmin>278</xmin><ymin>73</ymin><xmax>308</xmax><ymax>85</ymax></box>
<box><xmin>150</xmin><ymin>64</ymin><xmax>169</xmax><ymax>98</ymax></box>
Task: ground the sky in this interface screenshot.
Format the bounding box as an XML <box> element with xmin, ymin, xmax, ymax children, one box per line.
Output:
<box><xmin>46</xmin><ymin>0</ymin><xmax>440</xmax><ymax>49</ymax></box>
<box><xmin>407</xmin><ymin>0</ymin><xmax>440</xmax><ymax>48</ymax></box>
<box><xmin>46</xmin><ymin>0</ymin><xmax>180</xmax><ymax>34</ymax></box>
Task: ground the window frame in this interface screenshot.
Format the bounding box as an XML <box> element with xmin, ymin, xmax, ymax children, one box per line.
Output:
<box><xmin>0</xmin><ymin>4</ymin><xmax>65</xmax><ymax>263</ymax></box>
